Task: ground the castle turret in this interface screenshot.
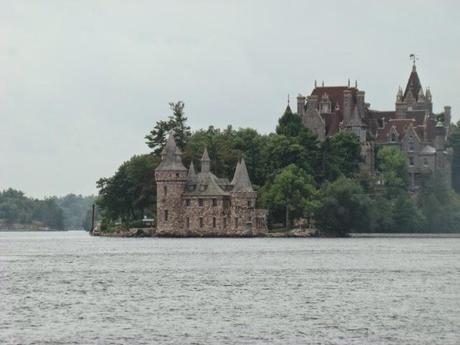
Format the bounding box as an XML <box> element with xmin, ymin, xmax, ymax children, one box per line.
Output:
<box><xmin>444</xmin><ymin>106</ymin><xmax>452</xmax><ymax>127</ymax></box>
<box><xmin>297</xmin><ymin>94</ymin><xmax>306</xmax><ymax>116</ymax></box>
<box><xmin>200</xmin><ymin>148</ymin><xmax>211</xmax><ymax>173</ymax></box>
<box><xmin>231</xmin><ymin>158</ymin><xmax>257</xmax><ymax>233</ymax></box>
<box><xmin>155</xmin><ymin>131</ymin><xmax>188</xmax><ymax>235</ymax></box>
<box><xmin>343</xmin><ymin>89</ymin><xmax>353</xmax><ymax>124</ymax></box>
<box><xmin>434</xmin><ymin>121</ymin><xmax>446</xmax><ymax>151</ymax></box>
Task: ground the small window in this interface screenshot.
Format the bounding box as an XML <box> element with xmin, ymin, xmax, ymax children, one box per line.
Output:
<box><xmin>223</xmin><ymin>217</ymin><xmax>227</xmax><ymax>228</ymax></box>
<box><xmin>164</xmin><ymin>210</ymin><xmax>169</xmax><ymax>222</ymax></box>
<box><xmin>213</xmin><ymin>217</ymin><xmax>216</xmax><ymax>228</ymax></box>
<box><xmin>409</xmin><ymin>157</ymin><xmax>415</xmax><ymax>166</ymax></box>
<box><xmin>186</xmin><ymin>217</ymin><xmax>190</xmax><ymax>229</ymax></box>
<box><xmin>199</xmin><ymin>217</ymin><xmax>204</xmax><ymax>228</ymax></box>
<box><xmin>391</xmin><ymin>133</ymin><xmax>397</xmax><ymax>142</ymax></box>
<box><xmin>247</xmin><ymin>200</ymin><xmax>251</xmax><ymax>208</ymax></box>
<box><xmin>212</xmin><ymin>199</ymin><xmax>217</xmax><ymax>207</ymax></box>
<box><xmin>185</xmin><ymin>199</ymin><xmax>190</xmax><ymax>207</ymax></box>
<box><xmin>163</xmin><ymin>186</ymin><xmax>167</xmax><ymax>196</ymax></box>
<box><xmin>424</xmin><ymin>158</ymin><xmax>428</xmax><ymax>166</ymax></box>
<box><xmin>198</xmin><ymin>199</ymin><xmax>204</xmax><ymax>207</ymax></box>
<box><xmin>176</xmin><ymin>173</ymin><xmax>180</xmax><ymax>177</ymax></box>
<box><xmin>235</xmin><ymin>217</ymin><xmax>238</xmax><ymax>227</ymax></box>
<box><xmin>409</xmin><ymin>144</ymin><xmax>415</xmax><ymax>152</ymax></box>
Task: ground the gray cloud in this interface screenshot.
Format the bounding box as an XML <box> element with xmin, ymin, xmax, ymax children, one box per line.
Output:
<box><xmin>1</xmin><ymin>0</ymin><xmax>459</xmax><ymax>197</ymax></box>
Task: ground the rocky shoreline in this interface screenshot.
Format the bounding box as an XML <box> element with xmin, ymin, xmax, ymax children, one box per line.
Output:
<box><xmin>91</xmin><ymin>227</ymin><xmax>317</xmax><ymax>238</ymax></box>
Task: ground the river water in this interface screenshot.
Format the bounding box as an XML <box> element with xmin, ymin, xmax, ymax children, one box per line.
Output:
<box><xmin>0</xmin><ymin>231</ymin><xmax>459</xmax><ymax>345</ymax></box>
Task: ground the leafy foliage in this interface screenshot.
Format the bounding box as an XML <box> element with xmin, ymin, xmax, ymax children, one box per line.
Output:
<box><xmin>0</xmin><ymin>189</ymin><xmax>64</xmax><ymax>230</ymax></box>
<box><xmin>262</xmin><ymin>164</ymin><xmax>316</xmax><ymax>229</ymax></box>
<box><xmin>95</xmin><ymin>101</ymin><xmax>460</xmax><ymax>235</ymax></box>
<box><xmin>314</xmin><ymin>177</ymin><xmax>371</xmax><ymax>236</ymax></box>
<box><xmin>448</xmin><ymin>121</ymin><xmax>460</xmax><ymax>193</ymax></box>
<box><xmin>55</xmin><ymin>194</ymin><xmax>96</xmax><ymax>230</ymax></box>
<box><xmin>96</xmin><ymin>154</ymin><xmax>159</xmax><ymax>225</ymax></box>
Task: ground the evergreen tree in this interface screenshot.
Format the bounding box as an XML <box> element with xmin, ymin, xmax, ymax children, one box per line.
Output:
<box><xmin>145</xmin><ymin>101</ymin><xmax>191</xmax><ymax>154</ymax></box>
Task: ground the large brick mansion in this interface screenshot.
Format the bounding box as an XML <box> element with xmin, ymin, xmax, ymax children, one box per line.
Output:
<box><xmin>296</xmin><ymin>63</ymin><xmax>452</xmax><ymax>188</ymax></box>
<box><xmin>155</xmin><ymin>133</ymin><xmax>267</xmax><ymax>236</ymax></box>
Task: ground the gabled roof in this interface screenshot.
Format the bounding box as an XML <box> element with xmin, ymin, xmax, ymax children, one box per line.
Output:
<box><xmin>232</xmin><ymin>158</ymin><xmax>254</xmax><ymax>192</ymax></box>
<box><xmin>376</xmin><ymin>118</ymin><xmax>416</xmax><ymax>143</ymax></box>
<box><xmin>310</xmin><ymin>86</ymin><xmax>358</xmax><ymax>136</ymax></box>
<box><xmin>183</xmin><ymin>172</ymin><xmax>229</xmax><ymax>196</ymax></box>
<box><xmin>420</xmin><ymin>145</ymin><xmax>436</xmax><ymax>155</ymax></box>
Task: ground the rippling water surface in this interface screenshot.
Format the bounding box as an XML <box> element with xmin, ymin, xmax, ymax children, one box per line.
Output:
<box><xmin>1</xmin><ymin>231</ymin><xmax>459</xmax><ymax>345</ymax></box>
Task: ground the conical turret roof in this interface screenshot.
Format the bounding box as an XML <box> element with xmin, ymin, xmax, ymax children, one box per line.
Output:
<box><xmin>156</xmin><ymin>131</ymin><xmax>187</xmax><ymax>171</ymax></box>
<box><xmin>201</xmin><ymin>147</ymin><xmax>210</xmax><ymax>161</ymax></box>
<box><xmin>231</xmin><ymin>160</ymin><xmax>241</xmax><ymax>185</ymax></box>
<box><xmin>187</xmin><ymin>161</ymin><xmax>197</xmax><ymax>181</ymax></box>
<box><xmin>232</xmin><ymin>158</ymin><xmax>253</xmax><ymax>192</ymax></box>
<box><xmin>404</xmin><ymin>65</ymin><xmax>422</xmax><ymax>101</ymax></box>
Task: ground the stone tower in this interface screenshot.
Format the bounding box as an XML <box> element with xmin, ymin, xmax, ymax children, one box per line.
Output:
<box><xmin>155</xmin><ymin>131</ymin><xmax>188</xmax><ymax>235</ymax></box>
<box><xmin>230</xmin><ymin>158</ymin><xmax>258</xmax><ymax>233</ymax></box>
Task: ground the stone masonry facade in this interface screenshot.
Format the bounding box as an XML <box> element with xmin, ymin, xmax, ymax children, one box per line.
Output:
<box><xmin>294</xmin><ymin>62</ymin><xmax>452</xmax><ymax>189</ymax></box>
<box><xmin>155</xmin><ymin>132</ymin><xmax>267</xmax><ymax>236</ymax></box>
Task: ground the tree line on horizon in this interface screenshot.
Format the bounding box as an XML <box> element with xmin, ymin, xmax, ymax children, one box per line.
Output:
<box><xmin>96</xmin><ymin>101</ymin><xmax>460</xmax><ymax>235</ymax></box>
<box><xmin>0</xmin><ymin>190</ymin><xmax>95</xmax><ymax>230</ymax></box>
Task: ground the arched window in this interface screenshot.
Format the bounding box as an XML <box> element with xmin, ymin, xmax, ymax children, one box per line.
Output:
<box><xmin>164</xmin><ymin>185</ymin><xmax>167</xmax><ymax>196</ymax></box>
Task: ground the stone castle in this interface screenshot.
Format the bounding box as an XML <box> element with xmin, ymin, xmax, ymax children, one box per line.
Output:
<box><xmin>155</xmin><ymin>132</ymin><xmax>267</xmax><ymax>236</ymax></box>
<box><xmin>295</xmin><ymin>62</ymin><xmax>452</xmax><ymax>188</ymax></box>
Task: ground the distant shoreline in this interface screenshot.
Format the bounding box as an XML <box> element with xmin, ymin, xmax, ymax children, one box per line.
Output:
<box><xmin>350</xmin><ymin>233</ymin><xmax>460</xmax><ymax>238</ymax></box>
<box><xmin>0</xmin><ymin>229</ymin><xmax>70</xmax><ymax>232</ymax></box>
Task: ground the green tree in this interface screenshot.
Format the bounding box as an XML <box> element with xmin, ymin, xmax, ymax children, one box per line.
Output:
<box><xmin>448</xmin><ymin>121</ymin><xmax>460</xmax><ymax>193</ymax></box>
<box><xmin>376</xmin><ymin>146</ymin><xmax>409</xmax><ymax>197</ymax></box>
<box><xmin>314</xmin><ymin>177</ymin><xmax>370</xmax><ymax>236</ymax></box>
<box><xmin>145</xmin><ymin>101</ymin><xmax>191</xmax><ymax>154</ymax></box>
<box><xmin>263</xmin><ymin>164</ymin><xmax>316</xmax><ymax>229</ymax></box>
<box><xmin>320</xmin><ymin>132</ymin><xmax>361</xmax><ymax>182</ymax></box>
<box><xmin>0</xmin><ymin>189</ymin><xmax>64</xmax><ymax>230</ymax></box>
<box><xmin>417</xmin><ymin>176</ymin><xmax>460</xmax><ymax>232</ymax></box>
<box><xmin>55</xmin><ymin>194</ymin><xmax>96</xmax><ymax>230</ymax></box>
<box><xmin>276</xmin><ymin>108</ymin><xmax>303</xmax><ymax>137</ymax></box>
<box><xmin>96</xmin><ymin>154</ymin><xmax>159</xmax><ymax>226</ymax></box>
<box><xmin>392</xmin><ymin>194</ymin><xmax>425</xmax><ymax>232</ymax></box>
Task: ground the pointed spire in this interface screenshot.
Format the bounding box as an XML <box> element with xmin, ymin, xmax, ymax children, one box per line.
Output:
<box><xmin>426</xmin><ymin>87</ymin><xmax>432</xmax><ymax>101</ymax></box>
<box><xmin>200</xmin><ymin>147</ymin><xmax>210</xmax><ymax>173</ymax></box>
<box><xmin>347</xmin><ymin>78</ymin><xmax>350</xmax><ymax>87</ymax></box>
<box><xmin>231</xmin><ymin>160</ymin><xmax>241</xmax><ymax>185</ymax></box>
<box><xmin>417</xmin><ymin>87</ymin><xmax>425</xmax><ymax>102</ymax></box>
<box><xmin>156</xmin><ymin>131</ymin><xmax>187</xmax><ymax>171</ymax></box>
<box><xmin>232</xmin><ymin>158</ymin><xmax>253</xmax><ymax>192</ymax></box>
<box><xmin>187</xmin><ymin>161</ymin><xmax>197</xmax><ymax>181</ymax></box>
<box><xmin>314</xmin><ymin>80</ymin><xmax>317</xmax><ymax>88</ymax></box>
<box><xmin>355</xmin><ymin>80</ymin><xmax>358</xmax><ymax>88</ymax></box>
<box><xmin>396</xmin><ymin>86</ymin><xmax>403</xmax><ymax>102</ymax></box>
<box><xmin>404</xmin><ymin>62</ymin><xmax>422</xmax><ymax>102</ymax></box>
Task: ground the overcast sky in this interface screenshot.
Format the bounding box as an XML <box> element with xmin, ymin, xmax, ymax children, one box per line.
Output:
<box><xmin>1</xmin><ymin>0</ymin><xmax>459</xmax><ymax>198</ymax></box>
